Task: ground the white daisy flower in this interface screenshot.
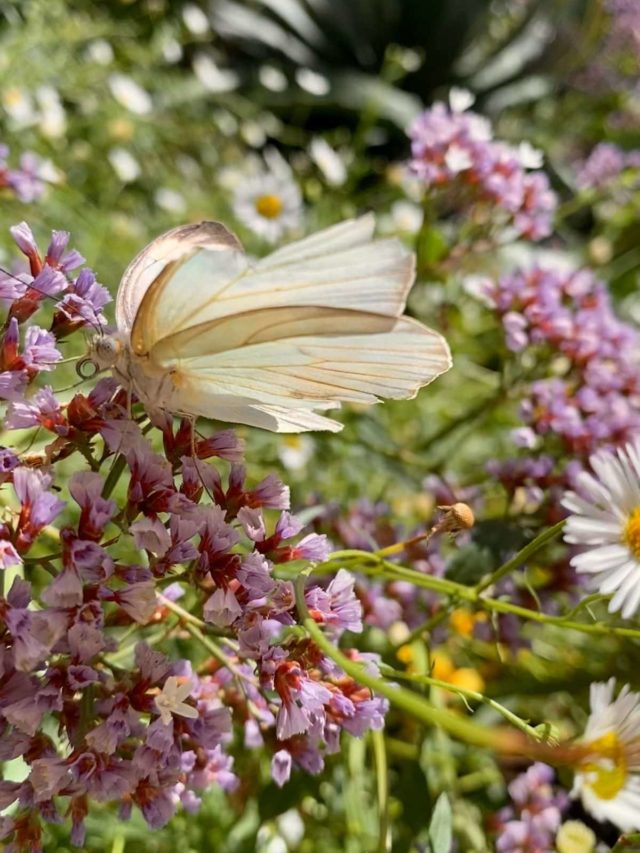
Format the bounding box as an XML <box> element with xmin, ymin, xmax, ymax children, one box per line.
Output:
<box><xmin>278</xmin><ymin>435</ymin><xmax>314</xmax><ymax>471</ymax></box>
<box><xmin>562</xmin><ymin>437</ymin><xmax>640</xmax><ymax>618</ymax></box>
<box><xmin>154</xmin><ymin>676</ymin><xmax>198</xmax><ymax>726</ymax></box>
<box><xmin>108</xmin><ymin>147</ymin><xmax>141</xmax><ymax>183</ymax></box>
<box><xmin>309</xmin><ymin>138</ymin><xmax>347</xmax><ymax>187</ymax></box>
<box><xmin>571</xmin><ymin>678</ymin><xmax>640</xmax><ymax>831</ymax></box>
<box><xmin>232</xmin><ymin>167</ymin><xmax>303</xmax><ymax>243</ymax></box>
<box><xmin>108</xmin><ymin>74</ymin><xmax>153</xmax><ymax>115</ymax></box>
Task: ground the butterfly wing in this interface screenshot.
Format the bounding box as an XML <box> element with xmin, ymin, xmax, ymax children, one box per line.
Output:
<box><xmin>152</xmin><ymin>311</ymin><xmax>450</xmax><ymax>431</ymax></box>
<box><xmin>116</xmin><ymin>221</ymin><xmax>242</xmax><ymax>337</ymax></box>
<box><xmin>118</xmin><ymin>216</ymin><xmax>451</xmax><ymax>432</ymax></box>
<box><xmin>128</xmin><ymin>215</ymin><xmax>414</xmax><ymax>356</ymax></box>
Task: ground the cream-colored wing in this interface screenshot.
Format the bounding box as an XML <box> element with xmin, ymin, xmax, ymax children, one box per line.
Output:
<box><xmin>155</xmin><ymin>310</ymin><xmax>451</xmax><ymax>432</ymax></box>
<box><xmin>128</xmin><ymin>215</ymin><xmax>414</xmax><ymax>357</ymax></box>
<box><xmin>115</xmin><ymin>221</ymin><xmax>241</xmax><ymax>336</ymax></box>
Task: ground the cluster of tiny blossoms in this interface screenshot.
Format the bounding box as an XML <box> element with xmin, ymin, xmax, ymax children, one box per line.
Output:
<box><xmin>493</xmin><ymin>763</ymin><xmax>568</xmax><ymax>852</ymax></box>
<box><xmin>0</xmin><ymin>146</ymin><xmax>46</xmax><ymax>204</ymax></box>
<box><xmin>577</xmin><ymin>142</ymin><xmax>640</xmax><ymax>189</ymax></box>
<box><xmin>472</xmin><ymin>265</ymin><xmax>640</xmax><ymax>469</ymax></box>
<box><xmin>407</xmin><ymin>101</ymin><xmax>556</xmax><ymax>242</ymax></box>
<box><xmin>0</xmin><ymin>224</ymin><xmax>386</xmax><ymax>851</ymax></box>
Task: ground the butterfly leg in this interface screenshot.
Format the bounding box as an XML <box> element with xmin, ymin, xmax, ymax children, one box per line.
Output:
<box><xmin>181</xmin><ymin>412</ymin><xmax>216</xmax><ymax>504</ymax></box>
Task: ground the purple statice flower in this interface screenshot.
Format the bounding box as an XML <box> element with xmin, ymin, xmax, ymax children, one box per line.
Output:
<box><xmin>494</xmin><ymin>763</ymin><xmax>567</xmax><ymax>852</ymax></box>
<box><xmin>577</xmin><ymin>142</ymin><xmax>628</xmax><ymax>188</ymax></box>
<box><xmin>44</xmin><ymin>229</ymin><xmax>85</xmax><ymax>272</ymax></box>
<box><xmin>52</xmin><ymin>268</ymin><xmax>111</xmax><ymax>334</ymax></box>
<box><xmin>0</xmin><ymin>147</ymin><xmax>47</xmax><ymax>202</ymax></box>
<box><xmin>6</xmin><ymin>386</ymin><xmax>68</xmax><ymax>435</ymax></box>
<box><xmin>407</xmin><ymin>102</ymin><xmax>556</xmax><ymax>241</ymax></box>
<box><xmin>12</xmin><ymin>467</ymin><xmax>66</xmax><ymax>552</ymax></box>
<box><xmin>271</xmin><ymin>749</ymin><xmax>292</xmax><ymax>787</ymax></box>
<box><xmin>273</xmin><ymin>660</ymin><xmax>332</xmax><ymax>740</ymax></box>
<box><xmin>0</xmin><ymin>539</ymin><xmax>21</xmax><ymax>570</ymax></box>
<box><xmin>22</xmin><ymin>325</ymin><xmax>62</xmax><ymax>371</ymax></box>
<box><xmin>305</xmin><ymin>569</ymin><xmax>363</xmax><ymax>634</ymax></box>
<box><xmin>473</xmin><ymin>264</ymin><xmax>640</xmax><ymax>466</ymax></box>
<box><xmin>0</xmin><ymin>269</ymin><xmax>28</xmax><ymax>302</ymax></box>
<box><xmin>68</xmin><ymin>472</ymin><xmax>117</xmax><ymax>541</ymax></box>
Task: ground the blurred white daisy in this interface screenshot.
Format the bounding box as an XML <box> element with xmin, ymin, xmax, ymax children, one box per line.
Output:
<box><xmin>108</xmin><ymin>147</ymin><xmax>141</xmax><ymax>183</ymax></box>
<box><xmin>562</xmin><ymin>437</ymin><xmax>640</xmax><ymax>618</ymax></box>
<box><xmin>278</xmin><ymin>435</ymin><xmax>314</xmax><ymax>471</ymax></box>
<box><xmin>233</xmin><ymin>159</ymin><xmax>303</xmax><ymax>243</ymax></box>
<box><xmin>154</xmin><ymin>187</ymin><xmax>187</xmax><ymax>214</ymax></box>
<box><xmin>309</xmin><ymin>138</ymin><xmax>347</xmax><ymax>187</ymax></box>
<box><xmin>108</xmin><ymin>74</ymin><xmax>153</xmax><ymax>115</ymax></box>
<box><xmin>571</xmin><ymin>678</ymin><xmax>640</xmax><ymax>831</ymax></box>
<box><xmin>182</xmin><ymin>3</ymin><xmax>209</xmax><ymax>35</ymax></box>
<box><xmin>449</xmin><ymin>86</ymin><xmax>475</xmax><ymax>113</ymax></box>
<box><xmin>193</xmin><ymin>53</ymin><xmax>238</xmax><ymax>93</ymax></box>
<box><xmin>86</xmin><ymin>39</ymin><xmax>114</xmax><ymax>65</ymax></box>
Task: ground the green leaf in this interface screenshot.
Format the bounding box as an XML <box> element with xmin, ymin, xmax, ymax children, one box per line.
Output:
<box><xmin>428</xmin><ymin>793</ymin><xmax>452</xmax><ymax>853</ymax></box>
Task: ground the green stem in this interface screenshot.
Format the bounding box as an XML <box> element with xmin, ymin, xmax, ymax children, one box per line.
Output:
<box><xmin>318</xmin><ymin>549</ymin><xmax>640</xmax><ymax>641</ymax></box>
<box><xmin>182</xmin><ymin>621</ymin><xmax>247</xmax><ymax>681</ymax></box>
<box><xmin>294</xmin><ymin>575</ymin><xmax>521</xmax><ymax>751</ymax></box>
<box><xmin>475</xmin><ymin>520</ymin><xmax>566</xmax><ymax>592</ymax></box>
<box><xmin>379</xmin><ymin>666</ymin><xmax>551</xmax><ymax>743</ymax></box>
<box><xmin>102</xmin><ymin>454</ymin><xmax>127</xmax><ymax>499</ymax></box>
<box><xmin>157</xmin><ymin>593</ymin><xmax>238</xmax><ymax>646</ymax></box>
<box><xmin>372</xmin><ymin>729</ymin><xmax>390</xmax><ymax>853</ymax></box>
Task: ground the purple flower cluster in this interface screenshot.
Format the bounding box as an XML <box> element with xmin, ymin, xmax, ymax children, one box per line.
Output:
<box><xmin>577</xmin><ymin>142</ymin><xmax>640</xmax><ymax>189</ymax></box>
<box><xmin>477</xmin><ymin>265</ymin><xmax>640</xmax><ymax>461</ymax></box>
<box><xmin>0</xmin><ymin>146</ymin><xmax>47</xmax><ymax>203</ymax></box>
<box><xmin>494</xmin><ymin>763</ymin><xmax>567</xmax><ymax>852</ymax></box>
<box><xmin>0</xmin><ymin>223</ymin><xmax>388</xmax><ymax>850</ymax></box>
<box><xmin>606</xmin><ymin>0</ymin><xmax>640</xmax><ymax>62</ymax></box>
<box><xmin>407</xmin><ymin>103</ymin><xmax>556</xmax><ymax>241</ymax></box>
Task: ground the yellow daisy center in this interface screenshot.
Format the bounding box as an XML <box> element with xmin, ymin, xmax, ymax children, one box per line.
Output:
<box><xmin>254</xmin><ymin>193</ymin><xmax>284</xmax><ymax>219</ymax></box>
<box><xmin>624</xmin><ymin>507</ymin><xmax>640</xmax><ymax>558</ymax></box>
<box><xmin>580</xmin><ymin>731</ymin><xmax>627</xmax><ymax>800</ymax></box>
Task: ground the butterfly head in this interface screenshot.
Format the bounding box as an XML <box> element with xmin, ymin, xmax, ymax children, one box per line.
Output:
<box><xmin>77</xmin><ymin>334</ymin><xmax>123</xmax><ymax>379</ymax></box>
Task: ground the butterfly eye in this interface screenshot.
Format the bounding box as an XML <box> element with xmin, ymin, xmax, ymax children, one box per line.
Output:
<box><xmin>76</xmin><ymin>357</ymin><xmax>99</xmax><ymax>379</ymax></box>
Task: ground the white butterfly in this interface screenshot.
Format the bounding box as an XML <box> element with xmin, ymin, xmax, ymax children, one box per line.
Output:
<box><xmin>84</xmin><ymin>215</ymin><xmax>451</xmax><ymax>432</ymax></box>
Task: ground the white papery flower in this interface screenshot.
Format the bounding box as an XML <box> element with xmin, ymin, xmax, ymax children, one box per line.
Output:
<box><xmin>193</xmin><ymin>53</ymin><xmax>239</xmax><ymax>93</ymax></box>
<box><xmin>309</xmin><ymin>138</ymin><xmax>347</xmax><ymax>187</ymax></box>
<box><xmin>449</xmin><ymin>86</ymin><xmax>475</xmax><ymax>113</ymax></box>
<box><xmin>233</xmin><ymin>165</ymin><xmax>303</xmax><ymax>243</ymax></box>
<box><xmin>571</xmin><ymin>679</ymin><xmax>640</xmax><ymax>831</ymax></box>
<box><xmin>155</xmin><ymin>676</ymin><xmax>198</xmax><ymax>726</ymax></box>
<box><xmin>182</xmin><ymin>3</ymin><xmax>209</xmax><ymax>34</ymax></box>
<box><xmin>108</xmin><ymin>74</ymin><xmax>152</xmax><ymax>115</ymax></box>
<box><xmin>517</xmin><ymin>141</ymin><xmax>544</xmax><ymax>169</ymax></box>
<box><xmin>108</xmin><ymin>147</ymin><xmax>141</xmax><ymax>183</ymax></box>
<box><xmin>154</xmin><ymin>187</ymin><xmax>187</xmax><ymax>214</ymax></box>
<box><xmin>278</xmin><ymin>435</ymin><xmax>313</xmax><ymax>471</ymax></box>
<box><xmin>562</xmin><ymin>437</ymin><xmax>640</xmax><ymax>618</ymax></box>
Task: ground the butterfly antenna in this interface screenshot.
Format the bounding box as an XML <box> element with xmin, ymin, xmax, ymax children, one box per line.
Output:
<box><xmin>188</xmin><ymin>415</ymin><xmax>216</xmax><ymax>504</ymax></box>
<box><xmin>17</xmin><ymin>425</ymin><xmax>43</xmax><ymax>456</ymax></box>
<box><xmin>0</xmin><ymin>265</ymin><xmax>108</xmax><ymax>339</ymax></box>
<box><xmin>53</xmin><ymin>376</ymin><xmax>93</xmax><ymax>394</ymax></box>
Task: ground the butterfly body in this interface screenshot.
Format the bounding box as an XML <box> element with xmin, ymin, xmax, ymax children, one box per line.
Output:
<box><xmin>86</xmin><ymin>216</ymin><xmax>452</xmax><ymax>431</ymax></box>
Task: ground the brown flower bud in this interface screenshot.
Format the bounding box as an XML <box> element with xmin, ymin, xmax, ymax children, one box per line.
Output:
<box><xmin>436</xmin><ymin>502</ymin><xmax>475</xmax><ymax>534</ymax></box>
